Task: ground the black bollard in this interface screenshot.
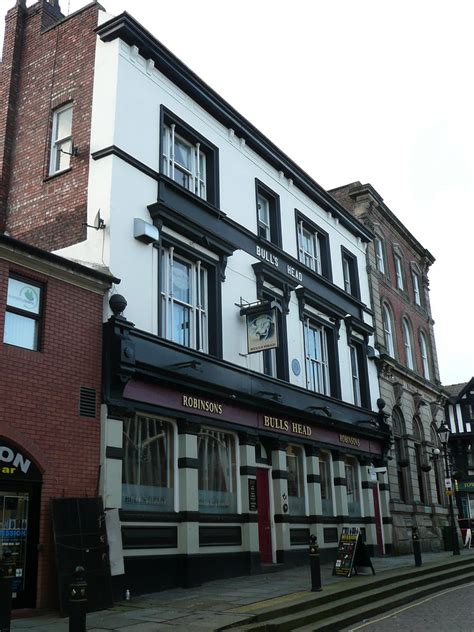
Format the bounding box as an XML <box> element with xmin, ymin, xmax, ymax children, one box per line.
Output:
<box><xmin>0</xmin><ymin>567</ymin><xmax>13</xmax><ymax>632</ymax></box>
<box><xmin>412</xmin><ymin>526</ymin><xmax>422</xmax><ymax>567</ymax></box>
<box><xmin>309</xmin><ymin>534</ymin><xmax>322</xmax><ymax>592</ymax></box>
<box><xmin>68</xmin><ymin>566</ymin><xmax>87</xmax><ymax>632</ymax></box>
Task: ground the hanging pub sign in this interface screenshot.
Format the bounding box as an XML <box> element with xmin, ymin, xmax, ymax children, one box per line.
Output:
<box><xmin>241</xmin><ymin>299</ymin><xmax>281</xmax><ymax>355</ymax></box>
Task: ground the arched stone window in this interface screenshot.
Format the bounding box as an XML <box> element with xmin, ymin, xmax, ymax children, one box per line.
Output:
<box><xmin>419</xmin><ymin>331</ymin><xmax>431</xmax><ymax>380</ymax></box>
<box><xmin>413</xmin><ymin>416</ymin><xmax>428</xmax><ymax>504</ymax></box>
<box><xmin>382</xmin><ymin>303</ymin><xmax>395</xmax><ymax>357</ymax></box>
<box><xmin>430</xmin><ymin>425</ymin><xmax>445</xmax><ymax>506</ymax></box>
<box><xmin>402</xmin><ymin>318</ymin><xmax>415</xmax><ymax>371</ymax></box>
<box><xmin>392</xmin><ymin>407</ymin><xmax>409</xmax><ymax>503</ymax></box>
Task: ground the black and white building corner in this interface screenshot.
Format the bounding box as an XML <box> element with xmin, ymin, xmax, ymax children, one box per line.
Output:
<box><xmin>55</xmin><ymin>12</ymin><xmax>393</xmax><ymax>594</ymax></box>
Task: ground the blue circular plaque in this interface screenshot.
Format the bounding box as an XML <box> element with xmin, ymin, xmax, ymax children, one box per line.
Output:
<box><xmin>291</xmin><ymin>359</ymin><xmax>301</xmax><ymax>376</ymax></box>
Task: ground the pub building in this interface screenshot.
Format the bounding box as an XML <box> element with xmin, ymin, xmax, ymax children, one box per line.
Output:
<box><xmin>102</xmin><ymin>293</ymin><xmax>392</xmax><ymax>594</ymax></box>
<box><xmin>0</xmin><ymin>3</ymin><xmax>393</xmax><ymax>600</ymax></box>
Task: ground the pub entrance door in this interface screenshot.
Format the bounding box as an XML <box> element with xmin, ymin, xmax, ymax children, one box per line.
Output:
<box><xmin>256</xmin><ymin>468</ymin><xmax>272</xmax><ymax>563</ymax></box>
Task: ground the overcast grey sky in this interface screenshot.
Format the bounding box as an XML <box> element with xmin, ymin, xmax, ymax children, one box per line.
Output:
<box><xmin>2</xmin><ymin>0</ymin><xmax>473</xmax><ymax>385</ymax></box>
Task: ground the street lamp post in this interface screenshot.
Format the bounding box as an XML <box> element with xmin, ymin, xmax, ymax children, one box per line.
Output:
<box><xmin>437</xmin><ymin>421</ymin><xmax>460</xmax><ymax>556</ymax></box>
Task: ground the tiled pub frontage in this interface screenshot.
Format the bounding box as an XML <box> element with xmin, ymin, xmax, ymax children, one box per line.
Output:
<box><xmin>101</xmin><ymin>308</ymin><xmax>392</xmax><ymax>598</ymax></box>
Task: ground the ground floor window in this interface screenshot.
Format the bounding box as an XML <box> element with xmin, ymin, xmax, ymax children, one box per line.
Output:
<box><xmin>319</xmin><ymin>451</ymin><xmax>333</xmax><ymax>515</ymax></box>
<box><xmin>286</xmin><ymin>445</ymin><xmax>305</xmax><ymax>515</ymax></box>
<box><xmin>198</xmin><ymin>429</ymin><xmax>237</xmax><ymax>514</ymax></box>
<box><xmin>122</xmin><ymin>415</ymin><xmax>175</xmax><ymax>512</ymax></box>
<box><xmin>345</xmin><ymin>457</ymin><xmax>361</xmax><ymax>516</ymax></box>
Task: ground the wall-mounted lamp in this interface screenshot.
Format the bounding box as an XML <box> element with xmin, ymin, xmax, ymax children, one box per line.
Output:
<box><xmin>257</xmin><ymin>391</ymin><xmax>282</xmax><ymax>402</ymax></box>
<box><xmin>163</xmin><ymin>361</ymin><xmax>202</xmax><ymax>371</ymax></box>
<box><xmin>305</xmin><ymin>406</ymin><xmax>332</xmax><ymax>417</ymax></box>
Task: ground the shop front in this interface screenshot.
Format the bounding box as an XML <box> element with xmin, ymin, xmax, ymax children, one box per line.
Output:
<box><xmin>0</xmin><ymin>440</ymin><xmax>42</xmax><ymax>609</ymax></box>
<box><xmin>102</xmin><ymin>312</ymin><xmax>392</xmax><ymax>596</ymax></box>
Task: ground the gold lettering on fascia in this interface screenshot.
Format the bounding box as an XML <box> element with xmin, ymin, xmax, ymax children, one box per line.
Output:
<box><xmin>339</xmin><ymin>434</ymin><xmax>361</xmax><ymax>447</ymax></box>
<box><xmin>182</xmin><ymin>395</ymin><xmax>223</xmax><ymax>415</ymax></box>
<box><xmin>263</xmin><ymin>415</ymin><xmax>312</xmax><ymax>437</ymax></box>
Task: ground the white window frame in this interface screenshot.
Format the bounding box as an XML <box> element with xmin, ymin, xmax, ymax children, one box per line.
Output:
<box><xmin>395</xmin><ymin>254</ymin><xmax>404</xmax><ymax>290</ymax></box>
<box><xmin>342</xmin><ymin>256</ymin><xmax>352</xmax><ymax>294</ymax></box>
<box><xmin>319</xmin><ymin>451</ymin><xmax>334</xmax><ymax>516</ymax></box>
<box><xmin>160</xmin><ymin>246</ymin><xmax>208</xmax><ymax>352</ymax></box>
<box><xmin>304</xmin><ymin>318</ymin><xmax>330</xmax><ymax>395</ymax></box>
<box><xmin>122</xmin><ymin>414</ymin><xmax>178</xmax><ymax>514</ymax></box>
<box><xmin>382</xmin><ymin>304</ymin><xmax>395</xmax><ymax>357</ymax></box>
<box><xmin>375</xmin><ymin>237</ymin><xmax>385</xmax><ymax>274</ymax></box>
<box><xmin>257</xmin><ymin>193</ymin><xmax>271</xmax><ymax>240</ymax></box>
<box><xmin>49</xmin><ymin>103</ymin><xmax>73</xmax><ymax>175</ymax></box>
<box><xmin>420</xmin><ymin>331</ymin><xmax>430</xmax><ymax>379</ymax></box>
<box><xmin>286</xmin><ymin>445</ymin><xmax>308</xmax><ymax>516</ymax></box>
<box><xmin>345</xmin><ymin>457</ymin><xmax>364</xmax><ymax>517</ymax></box>
<box><xmin>298</xmin><ymin>221</ymin><xmax>322</xmax><ymax>274</ymax></box>
<box><xmin>198</xmin><ymin>427</ymin><xmax>241</xmax><ymax>514</ymax></box>
<box><xmin>4</xmin><ymin>276</ymin><xmax>42</xmax><ymax>351</ymax></box>
<box><xmin>402</xmin><ymin>318</ymin><xmax>414</xmax><ymax>370</ymax></box>
<box><xmin>162</xmin><ymin>124</ymin><xmax>207</xmax><ymax>199</ymax></box>
<box><xmin>412</xmin><ymin>271</ymin><xmax>421</xmax><ymax>306</ymax></box>
<box><xmin>350</xmin><ymin>344</ymin><xmax>361</xmax><ymax>406</ymax></box>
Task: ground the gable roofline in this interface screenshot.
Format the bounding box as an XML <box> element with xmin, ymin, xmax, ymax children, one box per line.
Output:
<box><xmin>444</xmin><ymin>378</ymin><xmax>474</xmax><ymax>403</ymax></box>
<box><xmin>95</xmin><ymin>12</ymin><xmax>373</xmax><ymax>244</ymax></box>
<box><xmin>0</xmin><ymin>233</ymin><xmax>119</xmax><ymax>286</ymax></box>
<box><xmin>330</xmin><ymin>181</ymin><xmax>434</xmax><ymax>262</ymax></box>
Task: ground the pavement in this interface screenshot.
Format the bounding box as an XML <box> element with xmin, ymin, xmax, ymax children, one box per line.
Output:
<box><xmin>11</xmin><ymin>549</ymin><xmax>474</xmax><ymax>632</ymax></box>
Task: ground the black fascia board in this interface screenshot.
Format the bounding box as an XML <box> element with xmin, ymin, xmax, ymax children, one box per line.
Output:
<box><xmin>106</xmin><ymin>320</ymin><xmax>385</xmax><ymax>434</ymax></box>
<box><xmin>0</xmin><ymin>233</ymin><xmax>119</xmax><ymax>285</ymax></box>
<box><xmin>95</xmin><ymin>13</ymin><xmax>373</xmax><ymax>243</ymax></box>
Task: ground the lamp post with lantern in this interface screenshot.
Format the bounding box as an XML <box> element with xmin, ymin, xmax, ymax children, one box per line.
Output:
<box><xmin>437</xmin><ymin>421</ymin><xmax>460</xmax><ymax>556</ymax></box>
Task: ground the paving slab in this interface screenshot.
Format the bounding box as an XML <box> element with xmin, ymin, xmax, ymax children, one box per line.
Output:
<box><xmin>10</xmin><ymin>549</ymin><xmax>474</xmax><ymax>631</ymax></box>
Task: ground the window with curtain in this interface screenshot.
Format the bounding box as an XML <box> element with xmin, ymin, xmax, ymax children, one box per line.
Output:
<box><xmin>162</xmin><ymin>124</ymin><xmax>207</xmax><ymax>199</ymax></box>
<box><xmin>345</xmin><ymin>457</ymin><xmax>361</xmax><ymax>516</ymax></box>
<box><xmin>374</xmin><ymin>236</ymin><xmax>385</xmax><ymax>274</ymax></box>
<box><xmin>295</xmin><ymin>211</ymin><xmax>331</xmax><ymax>279</ymax></box>
<box><xmin>319</xmin><ymin>451</ymin><xmax>333</xmax><ymax>515</ymax></box>
<box><xmin>286</xmin><ymin>445</ymin><xmax>305</xmax><ymax>515</ymax></box>
<box><xmin>413</xmin><ymin>417</ymin><xmax>427</xmax><ymax>504</ymax></box>
<box><xmin>382</xmin><ymin>303</ymin><xmax>395</xmax><ymax>357</ymax></box>
<box><xmin>122</xmin><ymin>415</ymin><xmax>175</xmax><ymax>512</ymax></box>
<box><xmin>394</xmin><ymin>253</ymin><xmax>404</xmax><ymax>290</ymax></box>
<box><xmin>419</xmin><ymin>331</ymin><xmax>430</xmax><ymax>380</ymax></box>
<box><xmin>402</xmin><ymin>318</ymin><xmax>415</xmax><ymax>370</ymax></box>
<box><xmin>304</xmin><ymin>318</ymin><xmax>330</xmax><ymax>395</ymax></box>
<box><xmin>198</xmin><ymin>429</ymin><xmax>237</xmax><ymax>513</ymax></box>
<box><xmin>392</xmin><ymin>407</ymin><xmax>409</xmax><ymax>503</ymax></box>
<box><xmin>160</xmin><ymin>246</ymin><xmax>208</xmax><ymax>352</ymax></box>
<box><xmin>412</xmin><ymin>271</ymin><xmax>421</xmax><ymax>306</ymax></box>
<box><xmin>431</xmin><ymin>426</ymin><xmax>444</xmax><ymax>506</ymax></box>
<box><xmin>49</xmin><ymin>103</ymin><xmax>73</xmax><ymax>175</ymax></box>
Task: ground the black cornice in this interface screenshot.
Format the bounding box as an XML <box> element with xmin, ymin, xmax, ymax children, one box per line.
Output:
<box><xmin>103</xmin><ymin>317</ymin><xmax>389</xmax><ymax>440</ymax></box>
<box><xmin>95</xmin><ymin>13</ymin><xmax>373</xmax><ymax>244</ymax></box>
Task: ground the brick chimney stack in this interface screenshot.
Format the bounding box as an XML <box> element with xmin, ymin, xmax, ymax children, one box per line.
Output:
<box><xmin>0</xmin><ymin>0</ymin><xmax>27</xmax><ymax>232</ymax></box>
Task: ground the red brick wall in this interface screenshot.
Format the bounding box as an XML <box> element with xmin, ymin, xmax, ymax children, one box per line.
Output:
<box><xmin>377</xmin><ymin>223</ymin><xmax>433</xmax><ymax>376</ymax></box>
<box><xmin>0</xmin><ymin>1</ymin><xmax>99</xmax><ymax>250</ymax></box>
<box><xmin>0</xmin><ymin>257</ymin><xmax>104</xmax><ymax>609</ymax></box>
